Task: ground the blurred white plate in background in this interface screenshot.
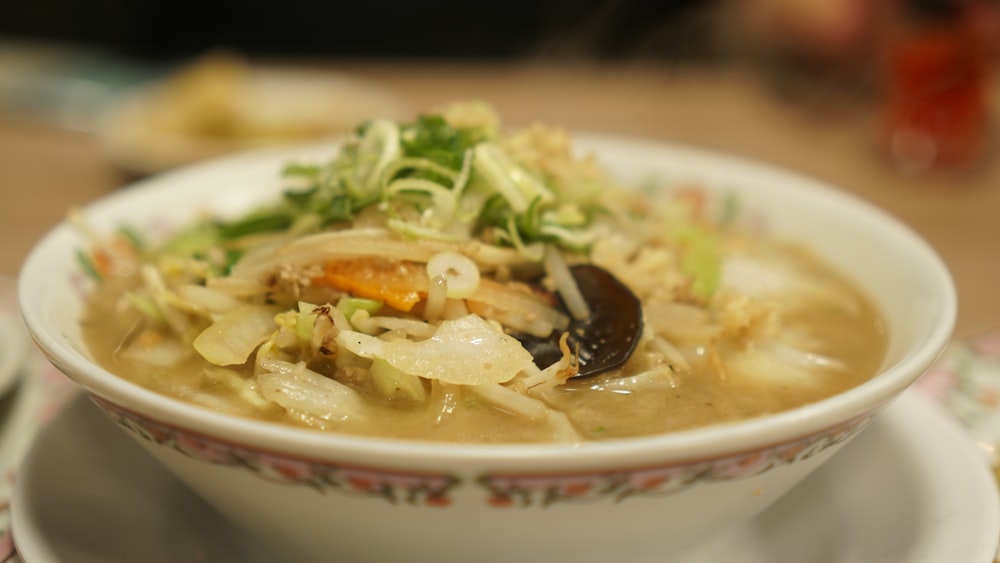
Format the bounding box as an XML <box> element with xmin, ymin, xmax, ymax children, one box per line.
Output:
<box><xmin>98</xmin><ymin>55</ymin><xmax>410</xmax><ymax>175</ymax></box>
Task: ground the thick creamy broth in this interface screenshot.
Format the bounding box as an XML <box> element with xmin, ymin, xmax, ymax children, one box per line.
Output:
<box><xmin>81</xmin><ymin>238</ymin><xmax>886</xmax><ymax>443</ymax></box>
<box><xmin>76</xmin><ymin>104</ymin><xmax>888</xmax><ymax>444</ymax></box>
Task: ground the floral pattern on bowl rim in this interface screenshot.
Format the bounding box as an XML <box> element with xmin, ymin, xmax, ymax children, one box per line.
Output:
<box><xmin>92</xmin><ymin>394</ymin><xmax>873</xmax><ymax>508</ymax></box>
<box><xmin>916</xmin><ymin>329</ymin><xmax>1000</xmax><ymax>466</ymax></box>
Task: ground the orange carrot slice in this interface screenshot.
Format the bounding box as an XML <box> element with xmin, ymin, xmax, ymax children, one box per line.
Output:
<box><xmin>314</xmin><ymin>259</ymin><xmax>428</xmax><ymax>312</ymax></box>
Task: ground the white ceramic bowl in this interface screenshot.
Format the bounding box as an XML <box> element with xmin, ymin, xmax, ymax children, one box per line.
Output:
<box><xmin>19</xmin><ymin>135</ymin><xmax>957</xmax><ymax>563</ymax></box>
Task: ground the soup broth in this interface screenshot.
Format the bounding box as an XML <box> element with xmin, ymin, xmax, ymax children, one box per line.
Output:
<box><xmin>83</xmin><ymin>252</ymin><xmax>885</xmax><ymax>442</ymax></box>
<box><xmin>78</xmin><ymin>104</ymin><xmax>887</xmax><ymax>443</ymax></box>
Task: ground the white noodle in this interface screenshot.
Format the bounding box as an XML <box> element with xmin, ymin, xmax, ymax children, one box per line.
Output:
<box><xmin>592</xmin><ymin>367</ymin><xmax>677</xmax><ymax>392</ymax></box>
<box><xmin>229</xmin><ymin>229</ymin><xmax>436</xmax><ymax>281</ymax></box>
<box><xmin>367</xmin><ymin>314</ymin><xmax>436</xmax><ymax>339</ymax></box>
<box><xmin>466</xmin><ymin>278</ymin><xmax>569</xmax><ymax>336</ymax></box>
<box><xmin>470</xmin><ymin>383</ymin><xmax>549</xmax><ymax>420</ymax></box>
<box><xmin>441</xmin><ymin>298</ymin><xmax>469</xmax><ymax>320</ymax></box>
<box><xmin>465</xmin><ymin>301</ymin><xmax>557</xmax><ymax>338</ymax></box>
<box><xmin>518</xmin><ymin>362</ymin><xmax>551</xmax><ymax>392</ymax></box>
<box><xmin>458</xmin><ymin>241</ymin><xmax>539</xmax><ymax>268</ymax></box>
<box><xmin>177</xmin><ymin>284</ymin><xmax>242</xmax><ymax>314</ymax></box>
<box><xmin>544</xmin><ymin>245</ymin><xmax>590</xmax><ymax>320</ymax></box>
<box><xmin>205</xmin><ymin>276</ymin><xmax>271</xmax><ymax>298</ymax></box>
<box><xmin>139</xmin><ymin>264</ymin><xmax>190</xmax><ymax>336</ymax></box>
<box><xmin>546</xmin><ymin>410</ymin><xmax>582</xmax><ymax>443</ymax></box>
<box><xmin>649</xmin><ymin>335</ymin><xmax>692</xmax><ymax>373</ymax></box>
<box><xmin>423</xmin><ymin>275</ymin><xmax>447</xmax><ymax>321</ymax></box>
<box><xmin>327</xmin><ymin>304</ymin><xmax>353</xmax><ymax>333</ymax></box>
<box><xmin>347</xmin><ymin>309</ymin><xmax>379</xmax><ymax>335</ymax></box>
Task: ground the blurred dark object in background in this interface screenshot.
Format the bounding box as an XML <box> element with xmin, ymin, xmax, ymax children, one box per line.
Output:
<box><xmin>4</xmin><ymin>0</ymin><xmax>998</xmax><ymax>178</ymax></box>
<box><xmin>0</xmin><ymin>0</ymin><xmax>720</xmax><ymax>63</ymax></box>
<box><xmin>0</xmin><ymin>0</ymin><xmax>724</xmax><ymax>136</ymax></box>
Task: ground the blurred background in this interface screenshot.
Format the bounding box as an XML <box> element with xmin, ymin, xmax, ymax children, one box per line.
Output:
<box><xmin>0</xmin><ymin>0</ymin><xmax>960</xmax><ymax>121</ymax></box>
<box><xmin>0</xmin><ymin>0</ymin><xmax>718</xmax><ymax>61</ymax></box>
<box><xmin>1</xmin><ymin>0</ymin><xmax>999</xmax><ymax>335</ymax></box>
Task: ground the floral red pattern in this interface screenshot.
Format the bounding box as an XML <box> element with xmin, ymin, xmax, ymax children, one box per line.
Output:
<box><xmin>92</xmin><ymin>394</ymin><xmax>872</xmax><ymax>509</ymax></box>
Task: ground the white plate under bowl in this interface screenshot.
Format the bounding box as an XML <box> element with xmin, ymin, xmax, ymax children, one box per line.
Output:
<box><xmin>11</xmin><ymin>389</ymin><xmax>997</xmax><ymax>563</ymax></box>
<box><xmin>10</xmin><ymin>392</ymin><xmax>277</xmax><ymax>563</ymax></box>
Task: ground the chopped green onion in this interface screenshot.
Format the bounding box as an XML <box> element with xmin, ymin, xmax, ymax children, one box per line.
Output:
<box><xmin>117</xmin><ymin>224</ymin><xmax>146</xmax><ymax>252</ymax></box>
<box><xmin>125</xmin><ymin>291</ymin><xmax>166</xmax><ymax>325</ymax></box>
<box><xmin>370</xmin><ymin>357</ymin><xmax>428</xmax><ymax>403</ymax></box>
<box><xmin>75</xmin><ymin>249</ymin><xmax>103</xmax><ymax>283</ymax></box>
<box><xmin>336</xmin><ymin>297</ymin><xmax>383</xmax><ymax>326</ymax></box>
<box><xmin>675</xmin><ymin>224</ymin><xmax>722</xmax><ymax>300</ymax></box>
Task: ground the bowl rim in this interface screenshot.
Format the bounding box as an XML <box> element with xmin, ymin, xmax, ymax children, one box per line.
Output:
<box><xmin>18</xmin><ymin>132</ymin><xmax>958</xmax><ymax>470</ymax></box>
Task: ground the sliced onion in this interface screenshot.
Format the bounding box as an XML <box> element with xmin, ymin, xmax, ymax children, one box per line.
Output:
<box><xmin>193</xmin><ymin>304</ymin><xmax>283</xmax><ymax>366</ymax></box>
<box><xmin>336</xmin><ymin>314</ymin><xmax>532</xmax><ymax>385</ymax></box>
<box><xmin>258</xmin><ymin>362</ymin><xmax>366</xmax><ymax>423</ymax></box>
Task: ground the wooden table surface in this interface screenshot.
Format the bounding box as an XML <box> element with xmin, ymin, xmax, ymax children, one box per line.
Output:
<box><xmin>1</xmin><ymin>60</ymin><xmax>997</xmax><ymax>339</ymax></box>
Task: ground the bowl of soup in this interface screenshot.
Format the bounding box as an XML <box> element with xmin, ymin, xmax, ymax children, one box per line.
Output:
<box><xmin>19</xmin><ymin>104</ymin><xmax>956</xmax><ymax>562</ymax></box>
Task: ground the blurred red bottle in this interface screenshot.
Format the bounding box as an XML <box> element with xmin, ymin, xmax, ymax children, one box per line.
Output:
<box><xmin>883</xmin><ymin>0</ymin><xmax>991</xmax><ymax>174</ymax></box>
